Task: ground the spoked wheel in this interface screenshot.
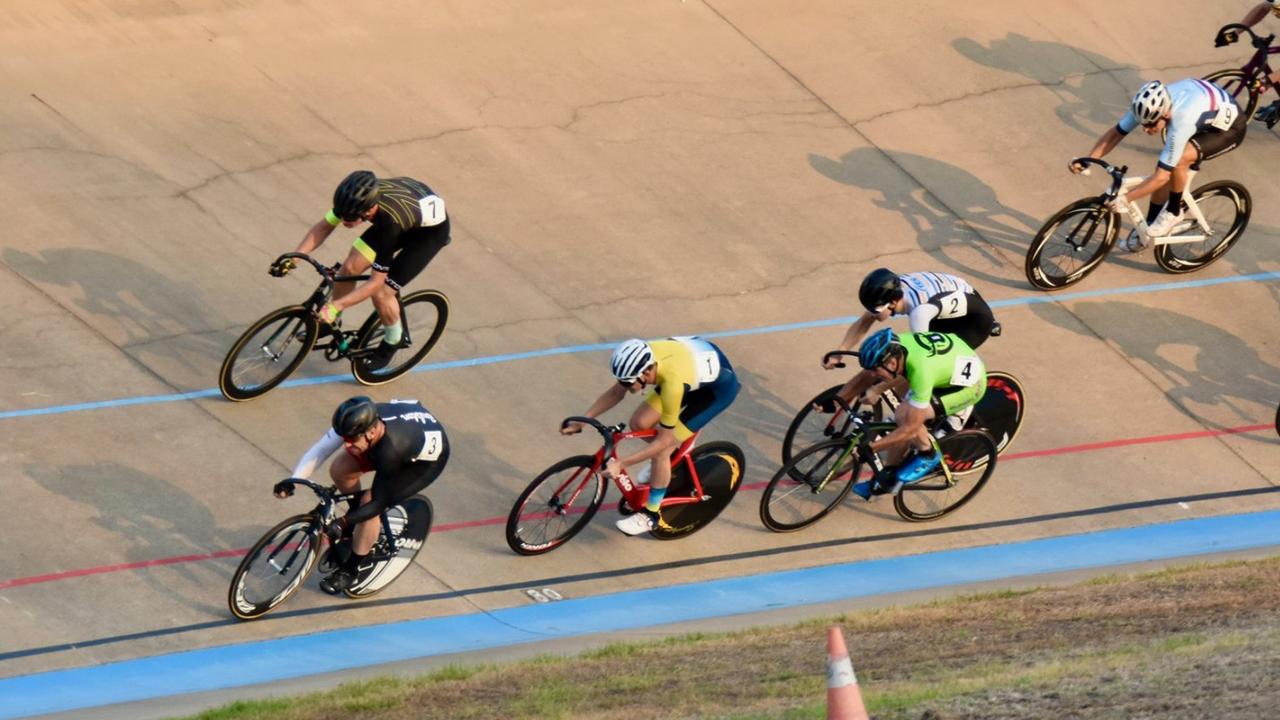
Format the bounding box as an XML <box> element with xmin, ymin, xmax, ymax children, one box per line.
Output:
<box><xmin>345</xmin><ymin>497</ymin><xmax>433</xmax><ymax>599</ymax></box>
<box><xmin>967</xmin><ymin>372</ymin><xmax>1026</xmax><ymax>456</ymax></box>
<box><xmin>651</xmin><ymin>442</ymin><xmax>745</xmax><ymax>540</ymax></box>
<box><xmin>219</xmin><ymin>306</ymin><xmax>318</xmax><ymax>401</ymax></box>
<box><xmin>781</xmin><ymin>384</ymin><xmax>885</xmax><ymax>469</ymax></box>
<box><xmin>351</xmin><ymin>289</ymin><xmax>450</xmax><ymax>385</ymax></box>
<box><xmin>228</xmin><ymin>514</ymin><xmax>322</xmax><ymax>620</ymax></box>
<box><xmin>506</xmin><ymin>455</ymin><xmax>606</xmax><ymax>555</ymax></box>
<box><xmin>1154</xmin><ymin>181</ymin><xmax>1252</xmax><ymax>273</ymax></box>
<box><xmin>761</xmin><ymin>436</ymin><xmax>862</xmax><ymax>532</ymax></box>
<box><xmin>894</xmin><ymin>429</ymin><xmax>997</xmax><ymax>522</ymax></box>
<box><xmin>1025</xmin><ymin>199</ymin><xmax>1119</xmax><ymax>290</ymax></box>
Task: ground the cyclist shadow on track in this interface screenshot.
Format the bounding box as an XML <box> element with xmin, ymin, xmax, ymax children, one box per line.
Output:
<box><xmin>1029</xmin><ymin>300</ymin><xmax>1280</xmax><ymax>436</ymax></box>
<box><xmin>951</xmin><ymin>33</ymin><xmax>1147</xmax><ymax>139</ymax></box>
<box><xmin>809</xmin><ymin>148</ymin><xmax>1038</xmax><ymax>290</ymax></box>
<box><xmin>3</xmin><ymin>247</ymin><xmax>229</xmax><ymax>390</ymax></box>
<box><xmin>22</xmin><ymin>461</ymin><xmax>234</xmax><ymax>616</ymax></box>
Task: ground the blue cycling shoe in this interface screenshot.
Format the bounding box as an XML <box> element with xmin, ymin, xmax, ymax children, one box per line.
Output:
<box><xmin>897</xmin><ymin>449</ymin><xmax>942</xmax><ymax>484</ymax></box>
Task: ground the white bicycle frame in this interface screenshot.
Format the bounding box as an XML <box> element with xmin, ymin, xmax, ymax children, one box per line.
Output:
<box><xmin>1113</xmin><ymin>169</ymin><xmax>1214</xmax><ymax>246</ymax></box>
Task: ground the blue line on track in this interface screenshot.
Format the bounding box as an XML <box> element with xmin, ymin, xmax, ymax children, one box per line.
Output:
<box><xmin>2</xmin><ymin>509</ymin><xmax>1277</xmax><ymax>718</ymax></box>
<box><xmin>2</xmin><ymin>271</ymin><xmax>1278</xmax><ymax>421</ymax></box>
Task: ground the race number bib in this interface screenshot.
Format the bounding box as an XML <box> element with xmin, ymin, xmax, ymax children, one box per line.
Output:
<box><xmin>936</xmin><ymin>290</ymin><xmax>968</xmax><ymax>319</ymax></box>
<box><xmin>418</xmin><ymin>195</ymin><xmax>447</xmax><ymax>227</ymax></box>
<box><xmin>416</xmin><ymin>430</ymin><xmax>445</xmax><ymax>461</ymax></box>
<box><xmin>1210</xmin><ymin>102</ymin><xmax>1238</xmax><ymax>131</ymax></box>
<box><xmin>672</xmin><ymin>336</ymin><xmax>721</xmax><ymax>384</ymax></box>
<box><xmin>950</xmin><ymin>356</ymin><xmax>983</xmax><ymax>387</ymax></box>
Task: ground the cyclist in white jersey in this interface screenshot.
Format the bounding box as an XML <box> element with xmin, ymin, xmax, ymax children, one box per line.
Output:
<box><xmin>1071</xmin><ymin>78</ymin><xmax>1245</xmax><ymax>252</ymax></box>
<box><xmin>827</xmin><ymin>268</ymin><xmax>998</xmax><ymax>369</ymax></box>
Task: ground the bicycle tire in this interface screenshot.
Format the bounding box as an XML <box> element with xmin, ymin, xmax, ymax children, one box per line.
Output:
<box><xmin>1274</xmin><ymin>401</ymin><xmax>1279</xmax><ymax>438</ymax></box>
<box><xmin>351</xmin><ymin>290</ymin><xmax>450</xmax><ymax>385</ymax></box>
<box><xmin>218</xmin><ymin>305</ymin><xmax>318</xmax><ymax>401</ymax></box>
<box><xmin>760</xmin><ymin>435</ymin><xmax>864</xmax><ymax>533</ymax></box>
<box><xmin>650</xmin><ymin>441</ymin><xmax>745</xmax><ymax>540</ymax></box>
<box><xmin>228</xmin><ymin>514</ymin><xmax>322</xmax><ymax>620</ymax></box>
<box><xmin>1025</xmin><ymin>198</ymin><xmax>1118</xmax><ymax>290</ymax></box>
<box><xmin>894</xmin><ymin>429</ymin><xmax>997</xmax><ymax>522</ymax></box>
<box><xmin>968</xmin><ymin>372</ymin><xmax>1026</xmax><ymax>456</ymax></box>
<box><xmin>781</xmin><ymin>384</ymin><xmax>886</xmax><ymax>469</ymax></box>
<box><xmin>506</xmin><ymin>455</ymin><xmax>605</xmax><ymax>555</ymax></box>
<box><xmin>345</xmin><ymin>496</ymin><xmax>433</xmax><ymax>599</ymax></box>
<box><xmin>1154</xmin><ymin>181</ymin><xmax>1251</xmax><ymax>273</ymax></box>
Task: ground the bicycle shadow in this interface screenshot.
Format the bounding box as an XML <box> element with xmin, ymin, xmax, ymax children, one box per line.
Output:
<box><xmin>1029</xmin><ymin>300</ymin><xmax>1280</xmax><ymax>434</ymax></box>
<box><xmin>21</xmin><ymin>461</ymin><xmax>235</xmax><ymax>616</ymax></box>
<box><xmin>952</xmin><ymin>33</ymin><xmax>1146</xmax><ymax>139</ymax></box>
<box><xmin>809</xmin><ymin>148</ymin><xmax>1038</xmax><ymax>290</ymax></box>
<box><xmin>3</xmin><ymin>247</ymin><xmax>230</xmax><ymax>389</ymax></box>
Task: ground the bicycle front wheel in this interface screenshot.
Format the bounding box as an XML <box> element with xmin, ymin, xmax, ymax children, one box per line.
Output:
<box><xmin>760</xmin><ymin>437</ymin><xmax>862</xmax><ymax>532</ymax></box>
<box><xmin>781</xmin><ymin>385</ymin><xmax>885</xmax><ymax>468</ymax></box>
<box><xmin>506</xmin><ymin>455</ymin><xmax>606</xmax><ymax>555</ymax></box>
<box><xmin>351</xmin><ymin>290</ymin><xmax>450</xmax><ymax>385</ymax></box>
<box><xmin>228</xmin><ymin>514</ymin><xmax>322</xmax><ymax>620</ymax></box>
<box><xmin>219</xmin><ymin>306</ymin><xmax>317</xmax><ymax>401</ymax></box>
<box><xmin>894</xmin><ymin>429</ymin><xmax>997</xmax><ymax>522</ymax></box>
<box><xmin>1025</xmin><ymin>199</ymin><xmax>1118</xmax><ymax>290</ymax></box>
<box><xmin>651</xmin><ymin>441</ymin><xmax>745</xmax><ymax>540</ymax></box>
<box><xmin>1154</xmin><ymin>181</ymin><xmax>1251</xmax><ymax>273</ymax></box>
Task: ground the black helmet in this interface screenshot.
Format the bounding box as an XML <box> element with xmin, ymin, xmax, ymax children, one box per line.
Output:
<box><xmin>858</xmin><ymin>267</ymin><xmax>901</xmax><ymax>313</ymax></box>
<box><xmin>332</xmin><ymin>396</ymin><xmax>379</xmax><ymax>438</ymax></box>
<box><xmin>332</xmin><ymin>170</ymin><xmax>380</xmax><ymax>221</ymax></box>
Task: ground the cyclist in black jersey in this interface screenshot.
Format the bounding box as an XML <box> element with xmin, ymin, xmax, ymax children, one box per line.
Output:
<box><xmin>271</xmin><ymin>170</ymin><xmax>452</xmax><ymax>370</ymax></box>
<box><xmin>272</xmin><ymin>396</ymin><xmax>449</xmax><ymax>594</ymax></box>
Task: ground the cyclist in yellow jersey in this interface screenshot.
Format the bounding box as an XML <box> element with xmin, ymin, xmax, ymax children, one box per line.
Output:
<box><xmin>563</xmin><ymin>337</ymin><xmax>740</xmax><ymax>536</ymax></box>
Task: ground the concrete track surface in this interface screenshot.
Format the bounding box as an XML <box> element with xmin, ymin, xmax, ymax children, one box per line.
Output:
<box><xmin>1</xmin><ymin>0</ymin><xmax>1277</xmax><ymax>701</ymax></box>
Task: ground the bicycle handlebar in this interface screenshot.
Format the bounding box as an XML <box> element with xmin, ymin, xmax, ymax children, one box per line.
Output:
<box><xmin>1214</xmin><ymin>22</ymin><xmax>1273</xmax><ymax>50</ymax></box>
<box><xmin>823</xmin><ymin>349</ymin><xmax>860</xmax><ymax>369</ymax></box>
<box><xmin>561</xmin><ymin>416</ymin><xmax>625</xmax><ymax>458</ymax></box>
<box><xmin>274</xmin><ymin>252</ymin><xmax>337</xmax><ymax>279</ymax></box>
<box><xmin>1070</xmin><ymin>157</ymin><xmax>1128</xmax><ymax>196</ymax></box>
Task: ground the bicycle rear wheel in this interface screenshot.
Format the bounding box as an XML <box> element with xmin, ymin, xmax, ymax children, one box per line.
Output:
<box><xmin>760</xmin><ymin>436</ymin><xmax>863</xmax><ymax>533</ymax></box>
<box><xmin>219</xmin><ymin>306</ymin><xmax>317</xmax><ymax>401</ymax></box>
<box><xmin>967</xmin><ymin>372</ymin><xmax>1026</xmax><ymax>456</ymax></box>
<box><xmin>228</xmin><ymin>514</ymin><xmax>322</xmax><ymax>620</ymax></box>
<box><xmin>1154</xmin><ymin>181</ymin><xmax>1251</xmax><ymax>273</ymax></box>
<box><xmin>506</xmin><ymin>455</ymin><xmax>606</xmax><ymax>555</ymax></box>
<box><xmin>345</xmin><ymin>497</ymin><xmax>433</xmax><ymax>598</ymax></box>
<box><xmin>650</xmin><ymin>442</ymin><xmax>745</xmax><ymax>540</ymax></box>
<box><xmin>894</xmin><ymin>430</ymin><xmax>996</xmax><ymax>522</ymax></box>
<box><xmin>1025</xmin><ymin>199</ymin><xmax>1118</xmax><ymax>290</ymax></box>
<box><xmin>781</xmin><ymin>385</ymin><xmax>885</xmax><ymax>468</ymax></box>
<box><xmin>351</xmin><ymin>290</ymin><xmax>449</xmax><ymax>385</ymax></box>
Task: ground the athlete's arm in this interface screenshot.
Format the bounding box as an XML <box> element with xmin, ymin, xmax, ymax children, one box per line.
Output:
<box><xmin>868</xmin><ymin>403</ymin><xmax>930</xmax><ymax>454</ymax></box>
<box><xmin>828</xmin><ymin>312</ymin><xmax>879</xmax><ymax>368</ymax></box>
<box><xmin>329</xmin><ymin>269</ymin><xmax>389</xmax><ymax>313</ymax></box>
<box><xmin>296</xmin><ymin>216</ymin><xmax>339</xmax><ymax>254</ymax></box>
<box><xmin>291</xmin><ymin>429</ymin><xmax>344</xmax><ymax>479</ymax></box>
<box><xmin>563</xmin><ymin>384</ymin><xmax>628</xmax><ymax>434</ymax></box>
<box><xmin>1243</xmin><ymin>2</ymin><xmax>1272</xmax><ymax>27</ymax></box>
<box><xmin>906</xmin><ymin>303</ymin><xmax>941</xmax><ymax>333</ymax></box>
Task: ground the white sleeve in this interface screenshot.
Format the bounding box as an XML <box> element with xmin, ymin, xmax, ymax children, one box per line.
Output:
<box><xmin>291</xmin><ymin>429</ymin><xmax>344</xmax><ymax>479</ymax></box>
<box><xmin>907</xmin><ymin>303</ymin><xmax>940</xmax><ymax>333</ymax></box>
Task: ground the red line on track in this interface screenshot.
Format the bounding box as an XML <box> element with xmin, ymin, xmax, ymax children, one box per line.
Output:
<box><xmin>0</xmin><ymin>422</ymin><xmax>1272</xmax><ymax>591</ymax></box>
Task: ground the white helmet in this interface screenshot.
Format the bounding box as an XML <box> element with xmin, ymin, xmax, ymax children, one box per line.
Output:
<box><xmin>1131</xmin><ymin>81</ymin><xmax>1171</xmax><ymax>125</ymax></box>
<box><xmin>610</xmin><ymin>338</ymin><xmax>653</xmax><ymax>382</ymax></box>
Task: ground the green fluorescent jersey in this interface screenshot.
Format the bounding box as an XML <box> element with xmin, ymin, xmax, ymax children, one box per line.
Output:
<box><xmin>901</xmin><ymin>332</ymin><xmax>985</xmax><ymax>408</ymax></box>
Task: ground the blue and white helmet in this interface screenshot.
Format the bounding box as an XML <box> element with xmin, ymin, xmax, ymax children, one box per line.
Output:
<box><xmin>610</xmin><ymin>338</ymin><xmax>654</xmax><ymax>382</ymax></box>
<box><xmin>857</xmin><ymin>328</ymin><xmax>902</xmax><ymax>370</ymax></box>
<box><xmin>1131</xmin><ymin>81</ymin><xmax>1171</xmax><ymax>125</ymax></box>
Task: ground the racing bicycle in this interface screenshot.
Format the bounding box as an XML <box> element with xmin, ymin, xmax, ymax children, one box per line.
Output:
<box><xmin>219</xmin><ymin>252</ymin><xmax>449</xmax><ymax>400</ymax></box>
<box><xmin>505</xmin><ymin>416</ymin><xmax>745</xmax><ymax>554</ymax></box>
<box><xmin>781</xmin><ymin>350</ymin><xmax>1025</xmax><ymax>468</ymax></box>
<box><xmin>1025</xmin><ymin>158</ymin><xmax>1251</xmax><ymax>290</ymax></box>
<box><xmin>228</xmin><ymin>478</ymin><xmax>433</xmax><ymax>620</ymax></box>
<box><xmin>761</xmin><ymin>396</ymin><xmax>998</xmax><ymax>532</ymax></box>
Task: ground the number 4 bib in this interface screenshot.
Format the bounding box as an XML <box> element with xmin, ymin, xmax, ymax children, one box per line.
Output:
<box><xmin>950</xmin><ymin>356</ymin><xmax>983</xmax><ymax>387</ymax></box>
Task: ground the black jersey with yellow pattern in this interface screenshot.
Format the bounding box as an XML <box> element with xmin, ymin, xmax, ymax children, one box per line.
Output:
<box><xmin>349</xmin><ymin>177</ymin><xmax>448</xmax><ymax>269</ymax></box>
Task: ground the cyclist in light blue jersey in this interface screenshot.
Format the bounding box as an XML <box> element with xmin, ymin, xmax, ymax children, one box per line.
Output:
<box><xmin>1071</xmin><ymin>78</ymin><xmax>1246</xmax><ymax>251</ymax></box>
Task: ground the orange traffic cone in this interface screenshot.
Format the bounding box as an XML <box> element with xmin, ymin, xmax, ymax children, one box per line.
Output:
<box><xmin>826</xmin><ymin>625</ymin><xmax>869</xmax><ymax>720</ymax></box>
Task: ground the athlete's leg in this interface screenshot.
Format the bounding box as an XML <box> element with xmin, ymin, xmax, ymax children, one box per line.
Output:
<box><xmin>334</xmin><ymin>247</ymin><xmax>374</xmax><ymax>305</ymax></box>
<box><xmin>329</xmin><ymin>450</ymin><xmax>377</xmax><ymax>555</ymax></box>
<box><xmin>378</xmin><ymin>223</ymin><xmax>451</xmax><ymax>334</ymax></box>
<box><xmin>629</xmin><ymin>400</ymin><xmax>673</xmax><ymax>491</ymax></box>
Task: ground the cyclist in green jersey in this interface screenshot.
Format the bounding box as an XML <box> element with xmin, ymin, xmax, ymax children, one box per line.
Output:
<box><xmin>836</xmin><ymin>328</ymin><xmax>987</xmax><ymax>498</ymax></box>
